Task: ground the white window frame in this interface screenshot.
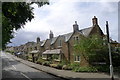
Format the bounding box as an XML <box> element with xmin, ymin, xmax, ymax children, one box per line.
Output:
<box><xmin>58</xmin><ymin>40</ymin><xmax>62</xmax><ymax>47</ymax></box>
<box><xmin>74</xmin><ymin>55</ymin><xmax>80</xmax><ymax>62</ymax></box>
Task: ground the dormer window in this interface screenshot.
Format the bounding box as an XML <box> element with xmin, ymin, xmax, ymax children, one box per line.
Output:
<box><xmin>58</xmin><ymin>40</ymin><xmax>62</xmax><ymax>47</ymax></box>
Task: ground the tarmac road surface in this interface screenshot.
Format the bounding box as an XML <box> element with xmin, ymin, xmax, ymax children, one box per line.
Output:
<box><xmin>1</xmin><ymin>52</ymin><xmax>64</xmax><ymax>80</ymax></box>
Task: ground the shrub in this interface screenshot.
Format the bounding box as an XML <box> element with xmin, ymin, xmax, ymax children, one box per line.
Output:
<box><xmin>50</xmin><ymin>64</ymin><xmax>58</xmax><ymax>68</ymax></box>
<box><xmin>56</xmin><ymin>63</ymin><xmax>64</xmax><ymax>69</ymax></box>
<box><xmin>114</xmin><ymin>66</ymin><xmax>120</xmax><ymax>73</ymax></box>
<box><xmin>73</xmin><ymin>66</ymin><xmax>98</xmax><ymax>72</ymax></box>
<box><xmin>62</xmin><ymin>65</ymin><xmax>72</xmax><ymax>70</ymax></box>
<box><xmin>69</xmin><ymin>63</ymin><xmax>80</xmax><ymax>69</ymax></box>
<box><xmin>6</xmin><ymin>50</ymin><xmax>14</xmax><ymax>54</ymax></box>
<box><xmin>42</xmin><ymin>61</ymin><xmax>52</xmax><ymax>66</ymax></box>
<box><xmin>112</xmin><ymin>52</ymin><xmax>120</xmax><ymax>67</ymax></box>
<box><xmin>94</xmin><ymin>65</ymin><xmax>109</xmax><ymax>72</ymax></box>
<box><xmin>61</xmin><ymin>60</ymin><xmax>68</xmax><ymax>65</ymax></box>
<box><xmin>36</xmin><ymin>58</ymin><xmax>45</xmax><ymax>65</ymax></box>
<box><xmin>28</xmin><ymin>59</ymin><xmax>32</xmax><ymax>62</ymax></box>
<box><xmin>28</xmin><ymin>55</ymin><xmax>32</xmax><ymax>59</ymax></box>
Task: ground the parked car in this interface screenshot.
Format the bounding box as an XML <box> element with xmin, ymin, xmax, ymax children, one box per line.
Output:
<box><xmin>14</xmin><ymin>52</ymin><xmax>23</xmax><ymax>57</ymax></box>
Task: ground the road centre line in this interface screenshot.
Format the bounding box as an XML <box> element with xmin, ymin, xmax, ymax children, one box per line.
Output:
<box><xmin>21</xmin><ymin>72</ymin><xmax>32</xmax><ymax>80</ymax></box>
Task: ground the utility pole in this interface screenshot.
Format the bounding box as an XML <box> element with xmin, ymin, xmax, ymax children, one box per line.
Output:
<box><xmin>106</xmin><ymin>21</ymin><xmax>114</xmax><ymax>80</ymax></box>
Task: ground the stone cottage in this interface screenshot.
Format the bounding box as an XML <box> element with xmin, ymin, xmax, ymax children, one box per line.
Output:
<box><xmin>36</xmin><ymin>16</ymin><xmax>104</xmax><ymax>66</ymax></box>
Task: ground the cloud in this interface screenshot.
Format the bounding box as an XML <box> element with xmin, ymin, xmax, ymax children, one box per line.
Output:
<box><xmin>8</xmin><ymin>29</ymin><xmax>48</xmax><ymax>46</ymax></box>
<box><xmin>8</xmin><ymin>0</ymin><xmax>118</xmax><ymax>46</ymax></box>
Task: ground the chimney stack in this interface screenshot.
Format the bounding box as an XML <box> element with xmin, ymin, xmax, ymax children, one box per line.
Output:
<box><xmin>92</xmin><ymin>16</ymin><xmax>98</xmax><ymax>26</ymax></box>
<box><xmin>73</xmin><ymin>21</ymin><xmax>79</xmax><ymax>32</ymax></box>
<box><xmin>37</xmin><ymin>37</ymin><xmax>40</xmax><ymax>44</ymax></box>
<box><xmin>49</xmin><ymin>30</ymin><xmax>54</xmax><ymax>39</ymax></box>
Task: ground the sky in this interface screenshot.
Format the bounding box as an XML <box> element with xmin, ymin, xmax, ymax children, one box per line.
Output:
<box><xmin>8</xmin><ymin>0</ymin><xmax>119</xmax><ymax>46</ymax></box>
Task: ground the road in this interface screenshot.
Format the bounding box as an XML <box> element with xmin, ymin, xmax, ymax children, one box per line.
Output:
<box><xmin>1</xmin><ymin>52</ymin><xmax>64</xmax><ymax>80</ymax></box>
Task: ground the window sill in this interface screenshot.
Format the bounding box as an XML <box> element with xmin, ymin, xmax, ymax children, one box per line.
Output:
<box><xmin>54</xmin><ymin>59</ymin><xmax>60</xmax><ymax>61</ymax></box>
<box><xmin>74</xmin><ymin>61</ymin><xmax>80</xmax><ymax>62</ymax></box>
<box><xmin>58</xmin><ymin>46</ymin><xmax>62</xmax><ymax>48</ymax></box>
<box><xmin>42</xmin><ymin>58</ymin><xmax>47</xmax><ymax>60</ymax></box>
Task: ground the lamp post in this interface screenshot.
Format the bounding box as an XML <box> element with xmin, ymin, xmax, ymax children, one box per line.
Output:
<box><xmin>106</xmin><ymin>21</ymin><xmax>114</xmax><ymax>80</ymax></box>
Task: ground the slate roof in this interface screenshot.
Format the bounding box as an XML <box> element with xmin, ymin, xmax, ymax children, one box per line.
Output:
<box><xmin>40</xmin><ymin>26</ymin><xmax>94</xmax><ymax>46</ymax></box>
<box><xmin>42</xmin><ymin>49</ymin><xmax>62</xmax><ymax>54</ymax></box>
<box><xmin>41</xmin><ymin>40</ymin><xmax>47</xmax><ymax>46</ymax></box>
<box><xmin>79</xmin><ymin>27</ymin><xmax>93</xmax><ymax>37</ymax></box>
<box><xmin>51</xmin><ymin>37</ymin><xmax>58</xmax><ymax>45</ymax></box>
<box><xmin>63</xmin><ymin>32</ymin><xmax>73</xmax><ymax>42</ymax></box>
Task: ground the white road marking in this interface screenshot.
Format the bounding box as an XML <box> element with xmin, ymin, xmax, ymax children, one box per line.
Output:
<box><xmin>21</xmin><ymin>72</ymin><xmax>32</xmax><ymax>80</ymax></box>
<box><xmin>12</xmin><ymin>65</ymin><xmax>16</xmax><ymax>70</ymax></box>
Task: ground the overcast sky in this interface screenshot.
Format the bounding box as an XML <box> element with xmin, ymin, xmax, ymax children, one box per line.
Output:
<box><xmin>8</xmin><ymin>0</ymin><xmax>118</xmax><ymax>46</ymax></box>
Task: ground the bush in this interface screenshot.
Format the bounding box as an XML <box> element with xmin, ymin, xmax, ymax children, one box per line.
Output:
<box><xmin>114</xmin><ymin>66</ymin><xmax>120</xmax><ymax>73</ymax></box>
<box><xmin>6</xmin><ymin>50</ymin><xmax>14</xmax><ymax>54</ymax></box>
<box><xmin>95</xmin><ymin>65</ymin><xmax>109</xmax><ymax>72</ymax></box>
<box><xmin>73</xmin><ymin>66</ymin><xmax>98</xmax><ymax>72</ymax></box>
<box><xmin>50</xmin><ymin>64</ymin><xmax>58</xmax><ymax>68</ymax></box>
<box><xmin>36</xmin><ymin>58</ymin><xmax>45</xmax><ymax>65</ymax></box>
<box><xmin>56</xmin><ymin>63</ymin><xmax>63</xmax><ymax>69</ymax></box>
<box><xmin>42</xmin><ymin>61</ymin><xmax>52</xmax><ymax>66</ymax></box>
<box><xmin>112</xmin><ymin>52</ymin><xmax>120</xmax><ymax>67</ymax></box>
<box><xmin>28</xmin><ymin>55</ymin><xmax>32</xmax><ymax>59</ymax></box>
<box><xmin>69</xmin><ymin>63</ymin><xmax>80</xmax><ymax>69</ymax></box>
<box><xmin>49</xmin><ymin>63</ymin><xmax>63</xmax><ymax>69</ymax></box>
<box><xmin>62</xmin><ymin>65</ymin><xmax>72</xmax><ymax>70</ymax></box>
<box><xmin>28</xmin><ymin>59</ymin><xmax>32</xmax><ymax>62</ymax></box>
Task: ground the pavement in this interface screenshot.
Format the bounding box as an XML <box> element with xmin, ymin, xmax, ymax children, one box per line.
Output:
<box><xmin>9</xmin><ymin>53</ymin><xmax>120</xmax><ymax>80</ymax></box>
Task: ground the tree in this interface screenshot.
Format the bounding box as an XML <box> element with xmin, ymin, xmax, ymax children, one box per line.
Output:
<box><xmin>2</xmin><ymin>1</ymin><xmax>49</xmax><ymax>49</ymax></box>
<box><xmin>74</xmin><ymin>35</ymin><xmax>109</xmax><ymax>65</ymax></box>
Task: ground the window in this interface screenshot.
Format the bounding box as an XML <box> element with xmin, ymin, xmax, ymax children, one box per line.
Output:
<box><xmin>52</xmin><ymin>54</ymin><xmax>61</xmax><ymax>61</ymax></box>
<box><xmin>58</xmin><ymin>40</ymin><xmax>62</xmax><ymax>47</ymax></box>
<box><xmin>74</xmin><ymin>36</ymin><xmax>79</xmax><ymax>43</ymax></box>
<box><xmin>74</xmin><ymin>56</ymin><xmax>80</xmax><ymax>62</ymax></box>
<box><xmin>76</xmin><ymin>36</ymin><xmax>79</xmax><ymax>42</ymax></box>
<box><xmin>42</xmin><ymin>55</ymin><xmax>47</xmax><ymax>59</ymax></box>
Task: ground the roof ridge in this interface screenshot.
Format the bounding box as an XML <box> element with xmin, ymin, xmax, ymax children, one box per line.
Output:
<box><xmin>79</xmin><ymin>26</ymin><xmax>93</xmax><ymax>31</ymax></box>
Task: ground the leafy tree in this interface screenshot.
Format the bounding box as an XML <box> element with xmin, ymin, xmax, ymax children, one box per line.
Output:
<box><xmin>74</xmin><ymin>35</ymin><xmax>109</xmax><ymax>65</ymax></box>
<box><xmin>2</xmin><ymin>1</ymin><xmax>49</xmax><ymax>49</ymax></box>
<box><xmin>111</xmin><ymin>46</ymin><xmax>120</xmax><ymax>67</ymax></box>
<box><xmin>0</xmin><ymin>2</ymin><xmax>2</xmax><ymax>49</ymax></box>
